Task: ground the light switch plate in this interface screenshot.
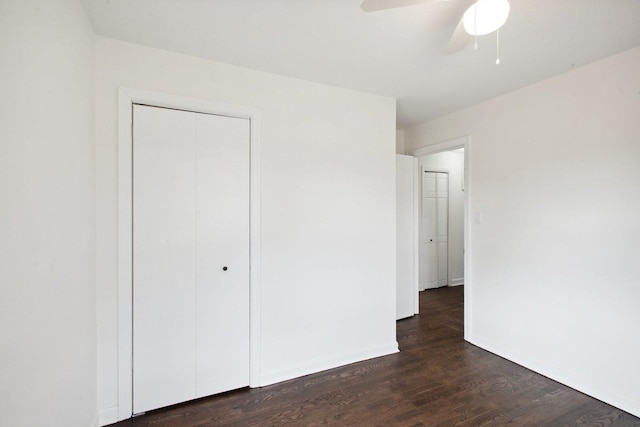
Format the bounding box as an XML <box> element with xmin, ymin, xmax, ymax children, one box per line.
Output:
<box><xmin>474</xmin><ymin>212</ymin><xmax>482</xmax><ymax>224</ymax></box>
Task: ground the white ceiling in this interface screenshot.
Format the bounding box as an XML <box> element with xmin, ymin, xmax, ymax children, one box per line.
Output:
<box><xmin>81</xmin><ymin>0</ymin><xmax>640</xmax><ymax>128</ymax></box>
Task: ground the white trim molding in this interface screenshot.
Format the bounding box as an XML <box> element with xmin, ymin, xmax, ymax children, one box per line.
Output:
<box><xmin>258</xmin><ymin>343</ymin><xmax>399</xmax><ymax>387</ymax></box>
<box><xmin>116</xmin><ymin>88</ymin><xmax>261</xmax><ymax>423</ymax></box>
<box><xmin>409</xmin><ymin>136</ymin><xmax>468</xmax><ymax>157</ymax></box>
<box><xmin>468</xmin><ymin>334</ymin><xmax>640</xmax><ymax>419</ymax></box>
<box><xmin>409</xmin><ymin>136</ymin><xmax>472</xmax><ymax>341</ymax></box>
<box><xmin>412</xmin><ymin>157</ymin><xmax>420</xmax><ymax>315</ymax></box>
<box><xmin>98</xmin><ymin>407</ymin><xmax>118</xmax><ymax>426</ymax></box>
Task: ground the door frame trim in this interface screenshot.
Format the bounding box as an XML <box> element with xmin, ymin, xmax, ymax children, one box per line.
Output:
<box><xmin>116</xmin><ymin>88</ymin><xmax>262</xmax><ymax>420</ymax></box>
<box><xmin>409</xmin><ymin>136</ymin><xmax>471</xmax><ymax>341</ymax></box>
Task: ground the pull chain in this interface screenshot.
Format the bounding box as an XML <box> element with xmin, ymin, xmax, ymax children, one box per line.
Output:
<box><xmin>474</xmin><ymin>5</ymin><xmax>478</xmax><ymax>50</ymax></box>
<box><xmin>495</xmin><ymin>28</ymin><xmax>501</xmax><ymax>65</ymax></box>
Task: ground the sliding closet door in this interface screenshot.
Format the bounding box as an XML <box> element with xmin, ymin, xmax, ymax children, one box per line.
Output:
<box><xmin>132</xmin><ymin>104</ymin><xmax>250</xmax><ymax>414</ymax></box>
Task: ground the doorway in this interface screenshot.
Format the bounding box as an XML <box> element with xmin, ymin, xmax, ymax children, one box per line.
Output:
<box><xmin>410</xmin><ymin>137</ymin><xmax>470</xmax><ymax>339</ymax></box>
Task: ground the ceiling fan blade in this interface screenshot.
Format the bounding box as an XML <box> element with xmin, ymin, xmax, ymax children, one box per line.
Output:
<box><xmin>445</xmin><ymin>15</ymin><xmax>472</xmax><ymax>54</ymax></box>
<box><xmin>360</xmin><ymin>0</ymin><xmax>434</xmax><ymax>13</ymax></box>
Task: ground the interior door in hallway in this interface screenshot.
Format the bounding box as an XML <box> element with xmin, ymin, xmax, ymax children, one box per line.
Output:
<box><xmin>132</xmin><ymin>104</ymin><xmax>250</xmax><ymax>414</ymax></box>
<box><xmin>420</xmin><ymin>171</ymin><xmax>448</xmax><ymax>289</ymax></box>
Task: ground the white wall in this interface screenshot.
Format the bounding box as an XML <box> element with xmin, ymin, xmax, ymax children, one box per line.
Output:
<box><xmin>419</xmin><ymin>151</ymin><xmax>464</xmax><ymax>286</ymax></box>
<box><xmin>95</xmin><ymin>38</ymin><xmax>397</xmax><ymax>423</ymax></box>
<box><xmin>405</xmin><ymin>46</ymin><xmax>640</xmax><ymax>417</ymax></box>
<box><xmin>0</xmin><ymin>1</ymin><xmax>96</xmax><ymax>426</ymax></box>
<box><xmin>396</xmin><ymin>129</ymin><xmax>406</xmax><ymax>154</ymax></box>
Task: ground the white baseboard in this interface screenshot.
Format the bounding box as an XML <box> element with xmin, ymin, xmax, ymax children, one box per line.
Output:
<box><xmin>259</xmin><ymin>342</ymin><xmax>399</xmax><ymax>387</ymax></box>
<box><xmin>468</xmin><ymin>334</ymin><xmax>640</xmax><ymax>418</ymax></box>
<box><xmin>449</xmin><ymin>278</ymin><xmax>464</xmax><ymax>286</ymax></box>
<box><xmin>97</xmin><ymin>344</ymin><xmax>400</xmax><ymax>424</ymax></box>
<box><xmin>98</xmin><ymin>406</ymin><xmax>120</xmax><ymax>426</ymax></box>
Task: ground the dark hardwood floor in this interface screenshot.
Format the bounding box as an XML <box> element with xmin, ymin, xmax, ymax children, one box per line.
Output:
<box><xmin>111</xmin><ymin>286</ymin><xmax>639</xmax><ymax>426</ymax></box>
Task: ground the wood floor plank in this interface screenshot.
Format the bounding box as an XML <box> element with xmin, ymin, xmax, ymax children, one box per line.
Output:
<box><xmin>110</xmin><ymin>286</ymin><xmax>639</xmax><ymax>426</ymax></box>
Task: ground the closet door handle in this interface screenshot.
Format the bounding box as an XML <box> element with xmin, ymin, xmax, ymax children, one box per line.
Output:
<box><xmin>222</xmin><ymin>266</ymin><xmax>228</xmax><ymax>271</ymax></box>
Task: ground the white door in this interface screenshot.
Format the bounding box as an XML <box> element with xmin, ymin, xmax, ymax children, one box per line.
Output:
<box><xmin>396</xmin><ymin>155</ymin><xmax>418</xmax><ymax>320</ymax></box>
<box><xmin>420</xmin><ymin>171</ymin><xmax>448</xmax><ymax>289</ymax></box>
<box><xmin>436</xmin><ymin>172</ymin><xmax>449</xmax><ymax>288</ymax></box>
<box><xmin>132</xmin><ymin>104</ymin><xmax>250</xmax><ymax>414</ymax></box>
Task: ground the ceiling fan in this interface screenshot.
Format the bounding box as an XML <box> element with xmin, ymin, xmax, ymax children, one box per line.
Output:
<box><xmin>360</xmin><ymin>0</ymin><xmax>511</xmax><ymax>55</ymax></box>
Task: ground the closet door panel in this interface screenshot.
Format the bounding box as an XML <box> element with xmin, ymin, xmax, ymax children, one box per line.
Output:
<box><xmin>133</xmin><ymin>105</ymin><xmax>198</xmax><ymax>413</ymax></box>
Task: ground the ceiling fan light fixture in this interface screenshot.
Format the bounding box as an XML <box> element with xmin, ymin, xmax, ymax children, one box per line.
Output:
<box><xmin>463</xmin><ymin>0</ymin><xmax>510</xmax><ymax>36</ymax></box>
